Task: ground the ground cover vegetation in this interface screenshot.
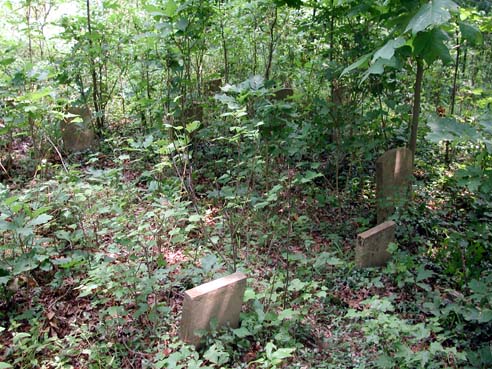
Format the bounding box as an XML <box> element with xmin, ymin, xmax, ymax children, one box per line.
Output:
<box><xmin>0</xmin><ymin>0</ymin><xmax>492</xmax><ymax>367</ymax></box>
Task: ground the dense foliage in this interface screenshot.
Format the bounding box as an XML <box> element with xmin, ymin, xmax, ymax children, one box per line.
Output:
<box><xmin>1</xmin><ymin>0</ymin><xmax>492</xmax><ymax>368</ymax></box>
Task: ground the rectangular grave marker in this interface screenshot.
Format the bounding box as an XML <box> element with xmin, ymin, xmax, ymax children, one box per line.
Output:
<box><xmin>62</xmin><ymin>106</ymin><xmax>96</xmax><ymax>153</ymax></box>
<box><xmin>182</xmin><ymin>101</ymin><xmax>203</xmax><ymax>124</ymax></box>
<box><xmin>272</xmin><ymin>88</ymin><xmax>294</xmax><ymax>101</ymax></box>
<box><xmin>355</xmin><ymin>220</ymin><xmax>395</xmax><ymax>268</ymax></box>
<box><xmin>376</xmin><ymin>147</ymin><xmax>413</xmax><ymax>224</ymax></box>
<box><xmin>180</xmin><ymin>272</ymin><xmax>247</xmax><ymax>346</ymax></box>
<box><xmin>204</xmin><ymin>78</ymin><xmax>222</xmax><ymax>95</ymax></box>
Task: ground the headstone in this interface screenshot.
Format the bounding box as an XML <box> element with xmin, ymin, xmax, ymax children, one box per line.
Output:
<box><xmin>180</xmin><ymin>272</ymin><xmax>247</xmax><ymax>346</ymax></box>
<box><xmin>355</xmin><ymin>220</ymin><xmax>395</xmax><ymax>268</ymax></box>
<box><xmin>376</xmin><ymin>147</ymin><xmax>413</xmax><ymax>224</ymax></box>
<box><xmin>204</xmin><ymin>78</ymin><xmax>222</xmax><ymax>95</ymax></box>
<box><xmin>62</xmin><ymin>106</ymin><xmax>96</xmax><ymax>153</ymax></box>
<box><xmin>272</xmin><ymin>88</ymin><xmax>294</xmax><ymax>101</ymax></box>
<box><xmin>182</xmin><ymin>102</ymin><xmax>203</xmax><ymax>123</ymax></box>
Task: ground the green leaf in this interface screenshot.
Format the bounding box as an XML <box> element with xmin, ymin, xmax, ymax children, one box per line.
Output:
<box><xmin>188</xmin><ymin>214</ymin><xmax>201</xmax><ymax>222</ymax></box>
<box><xmin>372</xmin><ymin>37</ymin><xmax>406</xmax><ymax>62</ymax></box>
<box><xmin>426</xmin><ymin>114</ymin><xmax>480</xmax><ymax>142</ymax></box>
<box><xmin>78</xmin><ymin>283</ymin><xmax>100</xmax><ymax>297</ymax></box>
<box><xmin>164</xmin><ymin>0</ymin><xmax>177</xmax><ymax>17</ymax></box>
<box><xmin>0</xmin><ymin>57</ymin><xmax>15</xmax><ymax>66</ymax></box>
<box><xmin>405</xmin><ymin>0</ymin><xmax>459</xmax><ymax>35</ymax></box>
<box><xmin>13</xmin><ymin>257</ymin><xmax>38</xmax><ymax>275</ymax></box>
<box><xmin>469</xmin><ymin>279</ymin><xmax>487</xmax><ymax>294</ymax></box>
<box><xmin>27</xmin><ymin>214</ymin><xmax>52</xmax><ymax>227</ymax></box>
<box><xmin>13</xmin><ymin>332</ymin><xmax>31</xmax><ymax>344</ymax></box>
<box><xmin>413</xmin><ymin>29</ymin><xmax>452</xmax><ymax>65</ymax></box>
<box><xmin>200</xmin><ymin>254</ymin><xmax>218</xmax><ymax>272</ymax></box>
<box><xmin>185</xmin><ymin>120</ymin><xmax>200</xmax><ymax>133</ymax></box>
<box><xmin>297</xmin><ymin>170</ymin><xmax>323</xmax><ymax>184</ymax></box>
<box><xmin>23</xmin><ymin>88</ymin><xmax>54</xmax><ymax>101</ymax></box>
<box><xmin>144</xmin><ymin>4</ymin><xmax>165</xmax><ymax>17</ymax></box>
<box><xmin>265</xmin><ymin>343</ymin><xmax>295</xmax><ymax>362</ymax></box>
<box><xmin>478</xmin><ymin>309</ymin><xmax>492</xmax><ymax>323</ymax></box>
<box><xmin>203</xmin><ymin>343</ymin><xmax>229</xmax><ymax>365</ymax></box>
<box><xmin>278</xmin><ymin>308</ymin><xmax>299</xmax><ymax>320</ymax></box>
<box><xmin>341</xmin><ymin>53</ymin><xmax>371</xmax><ymax>77</ymax></box>
<box><xmin>362</xmin><ymin>57</ymin><xmax>398</xmax><ymax>82</ymax></box>
<box><xmin>244</xmin><ymin>288</ymin><xmax>256</xmax><ymax>302</ymax></box>
<box><xmin>0</xmin><ymin>362</ymin><xmax>13</xmax><ymax>369</ymax></box>
<box><xmin>459</xmin><ymin>22</ymin><xmax>483</xmax><ymax>46</ymax></box>
<box><xmin>233</xmin><ymin>327</ymin><xmax>251</xmax><ymax>338</ymax></box>
<box><xmin>416</xmin><ymin>265</ymin><xmax>434</xmax><ymax>282</ymax></box>
<box><xmin>288</xmin><ymin>278</ymin><xmax>306</xmax><ymax>292</ymax></box>
<box><xmin>176</xmin><ymin>18</ymin><xmax>189</xmax><ymax>32</ymax></box>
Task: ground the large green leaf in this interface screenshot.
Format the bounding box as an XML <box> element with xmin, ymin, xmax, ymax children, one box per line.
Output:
<box><xmin>459</xmin><ymin>22</ymin><xmax>483</xmax><ymax>46</ymax></box>
<box><xmin>164</xmin><ymin>0</ymin><xmax>177</xmax><ymax>17</ymax></box>
<box><xmin>340</xmin><ymin>53</ymin><xmax>371</xmax><ymax>77</ymax></box>
<box><xmin>405</xmin><ymin>0</ymin><xmax>459</xmax><ymax>35</ymax></box>
<box><xmin>372</xmin><ymin>37</ymin><xmax>406</xmax><ymax>63</ymax></box>
<box><xmin>362</xmin><ymin>56</ymin><xmax>398</xmax><ymax>82</ymax></box>
<box><xmin>426</xmin><ymin>114</ymin><xmax>480</xmax><ymax>143</ymax></box>
<box><xmin>413</xmin><ymin>29</ymin><xmax>452</xmax><ymax>65</ymax></box>
<box><xmin>479</xmin><ymin>113</ymin><xmax>492</xmax><ymax>135</ymax></box>
<box><xmin>27</xmin><ymin>214</ymin><xmax>52</xmax><ymax>227</ymax></box>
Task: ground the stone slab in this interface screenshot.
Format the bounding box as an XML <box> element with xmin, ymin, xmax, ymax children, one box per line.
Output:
<box><xmin>376</xmin><ymin>147</ymin><xmax>413</xmax><ymax>224</ymax></box>
<box><xmin>204</xmin><ymin>78</ymin><xmax>222</xmax><ymax>95</ymax></box>
<box><xmin>180</xmin><ymin>272</ymin><xmax>247</xmax><ymax>346</ymax></box>
<box><xmin>182</xmin><ymin>102</ymin><xmax>203</xmax><ymax>123</ymax></box>
<box><xmin>62</xmin><ymin>106</ymin><xmax>96</xmax><ymax>153</ymax></box>
<box><xmin>355</xmin><ymin>220</ymin><xmax>395</xmax><ymax>268</ymax></box>
<box><xmin>272</xmin><ymin>88</ymin><xmax>294</xmax><ymax>101</ymax></box>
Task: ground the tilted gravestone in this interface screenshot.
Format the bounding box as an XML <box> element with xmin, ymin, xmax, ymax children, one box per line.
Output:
<box><xmin>180</xmin><ymin>272</ymin><xmax>247</xmax><ymax>346</ymax></box>
<box><xmin>204</xmin><ymin>78</ymin><xmax>222</xmax><ymax>95</ymax></box>
<box><xmin>376</xmin><ymin>147</ymin><xmax>413</xmax><ymax>224</ymax></box>
<box><xmin>355</xmin><ymin>220</ymin><xmax>396</xmax><ymax>268</ymax></box>
<box><xmin>62</xmin><ymin>106</ymin><xmax>96</xmax><ymax>153</ymax></box>
<box><xmin>272</xmin><ymin>88</ymin><xmax>294</xmax><ymax>101</ymax></box>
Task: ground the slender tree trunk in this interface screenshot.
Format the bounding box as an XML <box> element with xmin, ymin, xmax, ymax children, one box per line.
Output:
<box><xmin>86</xmin><ymin>0</ymin><xmax>103</xmax><ymax>136</ymax></box>
<box><xmin>219</xmin><ymin>2</ymin><xmax>229</xmax><ymax>82</ymax></box>
<box><xmin>26</xmin><ymin>3</ymin><xmax>33</xmax><ymax>63</ymax></box>
<box><xmin>252</xmin><ymin>18</ymin><xmax>258</xmax><ymax>75</ymax></box>
<box><xmin>409</xmin><ymin>59</ymin><xmax>424</xmax><ymax>164</ymax></box>
<box><xmin>450</xmin><ymin>36</ymin><xmax>461</xmax><ymax>115</ymax></box>
<box><xmin>264</xmin><ymin>7</ymin><xmax>277</xmax><ymax>81</ymax></box>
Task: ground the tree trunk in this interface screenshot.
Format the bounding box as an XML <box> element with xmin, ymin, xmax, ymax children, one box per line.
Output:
<box><xmin>450</xmin><ymin>36</ymin><xmax>461</xmax><ymax>115</ymax></box>
<box><xmin>264</xmin><ymin>7</ymin><xmax>277</xmax><ymax>81</ymax></box>
<box><xmin>409</xmin><ymin>58</ymin><xmax>424</xmax><ymax>165</ymax></box>
<box><xmin>219</xmin><ymin>2</ymin><xmax>229</xmax><ymax>82</ymax></box>
<box><xmin>86</xmin><ymin>0</ymin><xmax>104</xmax><ymax>136</ymax></box>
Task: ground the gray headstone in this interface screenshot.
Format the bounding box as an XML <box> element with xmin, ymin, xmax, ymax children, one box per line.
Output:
<box><xmin>272</xmin><ymin>88</ymin><xmax>294</xmax><ymax>101</ymax></box>
<box><xmin>355</xmin><ymin>220</ymin><xmax>395</xmax><ymax>268</ymax></box>
<box><xmin>376</xmin><ymin>147</ymin><xmax>413</xmax><ymax>224</ymax></box>
<box><xmin>180</xmin><ymin>272</ymin><xmax>247</xmax><ymax>346</ymax></box>
<box><xmin>62</xmin><ymin>106</ymin><xmax>96</xmax><ymax>153</ymax></box>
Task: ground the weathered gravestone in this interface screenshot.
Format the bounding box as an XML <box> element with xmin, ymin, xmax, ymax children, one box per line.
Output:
<box><xmin>355</xmin><ymin>220</ymin><xmax>396</xmax><ymax>268</ymax></box>
<box><xmin>272</xmin><ymin>88</ymin><xmax>294</xmax><ymax>101</ymax></box>
<box><xmin>180</xmin><ymin>272</ymin><xmax>247</xmax><ymax>346</ymax></box>
<box><xmin>376</xmin><ymin>147</ymin><xmax>413</xmax><ymax>224</ymax></box>
<box><xmin>204</xmin><ymin>78</ymin><xmax>222</xmax><ymax>95</ymax></box>
<box><xmin>62</xmin><ymin>106</ymin><xmax>96</xmax><ymax>153</ymax></box>
<box><xmin>182</xmin><ymin>102</ymin><xmax>204</xmax><ymax>124</ymax></box>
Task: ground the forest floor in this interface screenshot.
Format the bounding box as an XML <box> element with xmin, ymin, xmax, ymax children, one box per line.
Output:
<box><xmin>0</xmin><ymin>136</ymin><xmax>491</xmax><ymax>369</ymax></box>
